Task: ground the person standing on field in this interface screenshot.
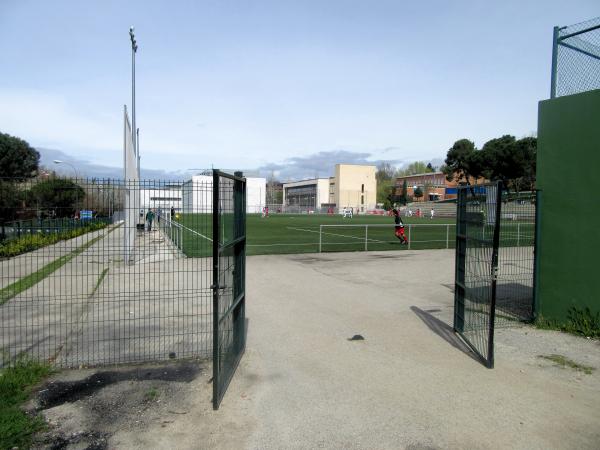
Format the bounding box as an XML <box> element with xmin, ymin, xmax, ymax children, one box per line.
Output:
<box><xmin>430</xmin><ymin>208</ymin><xmax>435</xmax><ymax>220</ymax></box>
<box><xmin>146</xmin><ymin>209</ymin><xmax>155</xmax><ymax>232</ymax></box>
<box><xmin>392</xmin><ymin>209</ymin><xmax>408</xmax><ymax>245</ymax></box>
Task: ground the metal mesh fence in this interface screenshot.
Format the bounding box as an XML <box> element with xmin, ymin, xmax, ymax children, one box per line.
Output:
<box><xmin>0</xmin><ymin>177</ymin><xmax>213</xmax><ymax>368</ymax></box>
<box><xmin>212</xmin><ymin>171</ymin><xmax>246</xmax><ymax>409</ymax></box>
<box><xmin>454</xmin><ymin>183</ymin><xmax>502</xmax><ymax>368</ymax></box>
<box><xmin>495</xmin><ymin>192</ymin><xmax>536</xmax><ymax>325</ymax></box>
<box><xmin>552</xmin><ymin>17</ymin><xmax>600</xmax><ymax>98</ymax></box>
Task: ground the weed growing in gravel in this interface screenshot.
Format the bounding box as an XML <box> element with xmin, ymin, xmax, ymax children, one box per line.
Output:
<box><xmin>538</xmin><ymin>354</ymin><xmax>595</xmax><ymax>375</ymax></box>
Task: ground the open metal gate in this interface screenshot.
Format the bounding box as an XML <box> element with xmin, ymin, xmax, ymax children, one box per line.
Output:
<box><xmin>454</xmin><ymin>182</ymin><xmax>502</xmax><ymax>368</ymax></box>
<box><xmin>212</xmin><ymin>170</ymin><xmax>247</xmax><ymax>409</ymax></box>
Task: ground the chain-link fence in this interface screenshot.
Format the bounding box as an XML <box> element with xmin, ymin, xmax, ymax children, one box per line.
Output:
<box><xmin>551</xmin><ymin>17</ymin><xmax>600</xmax><ymax>98</ymax></box>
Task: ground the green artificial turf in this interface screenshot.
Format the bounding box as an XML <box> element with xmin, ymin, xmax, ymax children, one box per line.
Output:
<box><xmin>165</xmin><ymin>213</ymin><xmax>533</xmax><ymax>257</ymax></box>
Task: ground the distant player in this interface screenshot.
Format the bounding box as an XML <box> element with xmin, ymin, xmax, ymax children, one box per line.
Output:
<box><xmin>430</xmin><ymin>208</ymin><xmax>435</xmax><ymax>220</ymax></box>
<box><xmin>392</xmin><ymin>209</ymin><xmax>408</xmax><ymax>245</ymax></box>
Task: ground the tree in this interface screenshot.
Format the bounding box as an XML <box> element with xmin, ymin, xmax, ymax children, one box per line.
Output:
<box><xmin>443</xmin><ymin>139</ymin><xmax>478</xmax><ymax>183</ymax></box>
<box><xmin>478</xmin><ymin>135</ymin><xmax>537</xmax><ymax>192</ymax></box>
<box><xmin>0</xmin><ymin>132</ymin><xmax>40</xmax><ymax>180</ymax></box>
<box><xmin>400</xmin><ymin>180</ymin><xmax>408</xmax><ymax>205</ymax></box>
<box><xmin>516</xmin><ymin>136</ymin><xmax>537</xmax><ymax>191</ymax></box>
<box><xmin>30</xmin><ymin>178</ymin><xmax>85</xmax><ymax>218</ymax></box>
<box><xmin>426</xmin><ymin>162</ymin><xmax>435</xmax><ymax>172</ymax></box>
<box><xmin>0</xmin><ymin>181</ymin><xmax>24</xmax><ymax>225</ymax></box>
<box><xmin>376</xmin><ymin>162</ymin><xmax>396</xmax><ymax>183</ymax></box>
<box><xmin>413</xmin><ymin>186</ymin><xmax>423</xmax><ymax>199</ymax></box>
<box><xmin>397</xmin><ymin>161</ymin><xmax>432</xmax><ymax>177</ymax></box>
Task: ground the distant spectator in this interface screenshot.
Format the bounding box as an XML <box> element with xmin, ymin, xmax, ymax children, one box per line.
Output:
<box><xmin>146</xmin><ymin>209</ymin><xmax>155</xmax><ymax>232</ymax></box>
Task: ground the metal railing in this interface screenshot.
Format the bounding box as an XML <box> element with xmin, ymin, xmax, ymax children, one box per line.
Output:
<box><xmin>316</xmin><ymin>222</ymin><xmax>534</xmax><ymax>253</ymax></box>
<box><xmin>318</xmin><ymin>223</ymin><xmax>457</xmax><ymax>252</ymax></box>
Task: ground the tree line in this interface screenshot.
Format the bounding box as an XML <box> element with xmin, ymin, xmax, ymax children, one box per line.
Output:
<box><xmin>443</xmin><ymin>135</ymin><xmax>536</xmax><ymax>192</ymax></box>
<box><xmin>0</xmin><ymin>132</ymin><xmax>120</xmax><ymax>224</ymax></box>
<box><xmin>376</xmin><ymin>134</ymin><xmax>537</xmax><ymax>207</ymax></box>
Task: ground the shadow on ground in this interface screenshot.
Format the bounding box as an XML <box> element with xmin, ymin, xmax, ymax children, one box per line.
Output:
<box><xmin>410</xmin><ymin>306</ymin><xmax>480</xmax><ymax>363</ymax></box>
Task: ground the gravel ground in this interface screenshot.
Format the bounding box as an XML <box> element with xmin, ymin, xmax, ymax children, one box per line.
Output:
<box><xmin>31</xmin><ymin>250</ymin><xmax>600</xmax><ymax>450</ymax></box>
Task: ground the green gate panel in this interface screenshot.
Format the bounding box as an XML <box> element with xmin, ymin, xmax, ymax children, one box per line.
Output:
<box><xmin>537</xmin><ymin>89</ymin><xmax>600</xmax><ymax>323</ymax></box>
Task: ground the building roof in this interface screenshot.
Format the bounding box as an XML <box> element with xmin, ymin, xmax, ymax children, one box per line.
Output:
<box><xmin>395</xmin><ymin>171</ymin><xmax>444</xmax><ymax>179</ymax></box>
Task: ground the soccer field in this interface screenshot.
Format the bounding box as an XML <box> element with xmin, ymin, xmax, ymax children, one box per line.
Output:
<box><xmin>166</xmin><ymin>213</ymin><xmax>457</xmax><ymax>257</ymax></box>
<box><xmin>164</xmin><ymin>213</ymin><xmax>534</xmax><ymax>257</ymax></box>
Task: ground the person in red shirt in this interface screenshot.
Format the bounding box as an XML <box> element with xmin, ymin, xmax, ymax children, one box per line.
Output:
<box><xmin>392</xmin><ymin>209</ymin><xmax>408</xmax><ymax>245</ymax></box>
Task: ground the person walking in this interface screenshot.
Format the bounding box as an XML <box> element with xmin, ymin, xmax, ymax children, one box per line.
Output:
<box><xmin>392</xmin><ymin>209</ymin><xmax>408</xmax><ymax>245</ymax></box>
<box><xmin>171</xmin><ymin>206</ymin><xmax>175</xmax><ymax>220</ymax></box>
<box><xmin>146</xmin><ymin>209</ymin><xmax>155</xmax><ymax>232</ymax></box>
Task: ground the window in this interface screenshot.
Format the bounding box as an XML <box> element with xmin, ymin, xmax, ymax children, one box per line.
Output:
<box><xmin>361</xmin><ymin>184</ymin><xmax>364</xmax><ymax>193</ymax></box>
<box><xmin>361</xmin><ymin>195</ymin><xmax>364</xmax><ymax>205</ymax></box>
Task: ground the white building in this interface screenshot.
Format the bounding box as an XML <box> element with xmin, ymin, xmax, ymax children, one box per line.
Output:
<box><xmin>182</xmin><ymin>175</ymin><xmax>266</xmax><ymax>214</ymax></box>
<box><xmin>282</xmin><ymin>164</ymin><xmax>377</xmax><ymax>213</ymax></box>
<box><xmin>140</xmin><ymin>185</ymin><xmax>183</xmax><ymax>213</ymax></box>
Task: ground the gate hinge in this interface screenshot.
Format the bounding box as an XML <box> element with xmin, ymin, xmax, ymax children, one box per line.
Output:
<box><xmin>492</xmin><ymin>267</ymin><xmax>499</xmax><ymax>281</ymax></box>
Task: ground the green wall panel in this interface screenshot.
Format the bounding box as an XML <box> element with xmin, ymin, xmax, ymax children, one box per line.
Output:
<box><xmin>537</xmin><ymin>89</ymin><xmax>600</xmax><ymax>322</ymax></box>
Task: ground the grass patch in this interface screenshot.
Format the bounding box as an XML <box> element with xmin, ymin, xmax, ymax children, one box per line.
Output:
<box><xmin>0</xmin><ymin>359</ymin><xmax>52</xmax><ymax>449</ymax></box>
<box><xmin>536</xmin><ymin>307</ymin><xmax>600</xmax><ymax>339</ymax></box>
<box><xmin>0</xmin><ymin>224</ymin><xmax>120</xmax><ymax>305</ymax></box>
<box><xmin>538</xmin><ymin>354</ymin><xmax>595</xmax><ymax>375</ymax></box>
<box><xmin>144</xmin><ymin>387</ymin><xmax>158</xmax><ymax>401</ymax></box>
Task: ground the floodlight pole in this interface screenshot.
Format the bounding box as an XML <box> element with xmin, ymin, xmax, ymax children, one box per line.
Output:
<box><xmin>129</xmin><ymin>27</ymin><xmax>138</xmax><ymax>163</ymax></box>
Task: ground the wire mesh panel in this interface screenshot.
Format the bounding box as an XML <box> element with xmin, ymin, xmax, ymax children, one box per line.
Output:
<box><xmin>552</xmin><ymin>17</ymin><xmax>600</xmax><ymax>98</ymax></box>
<box><xmin>454</xmin><ymin>182</ymin><xmax>502</xmax><ymax>368</ymax></box>
<box><xmin>495</xmin><ymin>192</ymin><xmax>536</xmax><ymax>325</ymax></box>
<box><xmin>0</xmin><ymin>177</ymin><xmax>213</xmax><ymax>368</ymax></box>
<box><xmin>212</xmin><ymin>170</ymin><xmax>246</xmax><ymax>410</ymax></box>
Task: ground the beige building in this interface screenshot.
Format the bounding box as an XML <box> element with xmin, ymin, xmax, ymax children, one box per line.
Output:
<box><xmin>283</xmin><ymin>164</ymin><xmax>376</xmax><ymax>213</ymax></box>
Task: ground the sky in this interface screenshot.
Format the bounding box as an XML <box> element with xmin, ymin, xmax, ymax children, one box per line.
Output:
<box><xmin>0</xmin><ymin>0</ymin><xmax>598</xmax><ymax>180</ymax></box>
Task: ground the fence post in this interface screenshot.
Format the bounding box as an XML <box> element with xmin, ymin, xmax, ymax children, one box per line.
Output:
<box><xmin>365</xmin><ymin>225</ymin><xmax>368</xmax><ymax>251</ymax></box>
<box><xmin>446</xmin><ymin>224</ymin><xmax>450</xmax><ymax>249</ymax></box>
<box><xmin>408</xmin><ymin>225</ymin><xmax>411</xmax><ymax>249</ymax></box>
<box><xmin>319</xmin><ymin>225</ymin><xmax>322</xmax><ymax>253</ymax></box>
<box><xmin>517</xmin><ymin>222</ymin><xmax>520</xmax><ymax>246</ymax></box>
<box><xmin>550</xmin><ymin>26</ymin><xmax>559</xmax><ymax>99</ymax></box>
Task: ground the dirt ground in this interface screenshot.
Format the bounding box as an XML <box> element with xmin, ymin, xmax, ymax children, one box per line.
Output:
<box><xmin>30</xmin><ymin>250</ymin><xmax>600</xmax><ymax>450</ymax></box>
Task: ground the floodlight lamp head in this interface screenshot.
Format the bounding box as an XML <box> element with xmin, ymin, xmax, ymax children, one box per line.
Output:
<box><xmin>53</xmin><ymin>160</ymin><xmax>63</xmax><ymax>164</ymax></box>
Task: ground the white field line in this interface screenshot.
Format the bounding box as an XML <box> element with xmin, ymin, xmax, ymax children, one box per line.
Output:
<box><xmin>247</xmin><ymin>242</ymin><xmax>317</xmax><ymax>247</ymax></box>
<box><xmin>287</xmin><ymin>226</ymin><xmax>388</xmax><ymax>244</ymax></box>
<box><xmin>164</xmin><ymin>218</ymin><xmax>213</xmax><ymax>243</ymax></box>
